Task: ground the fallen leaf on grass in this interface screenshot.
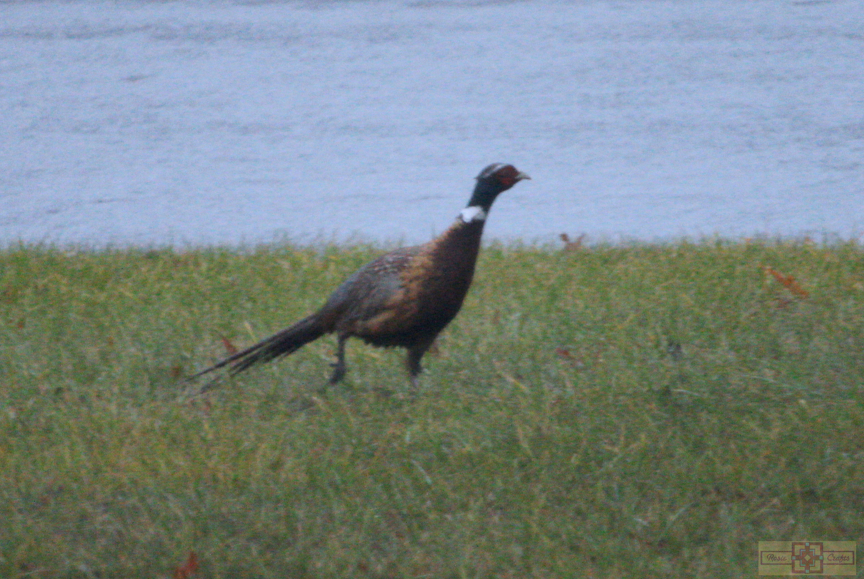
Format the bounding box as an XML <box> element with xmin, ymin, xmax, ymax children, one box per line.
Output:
<box><xmin>764</xmin><ymin>266</ymin><xmax>809</xmax><ymax>298</ymax></box>
<box><xmin>174</xmin><ymin>552</ymin><xmax>199</xmax><ymax>579</ymax></box>
<box><xmin>555</xmin><ymin>347</ymin><xmax>574</xmax><ymax>360</ymax></box>
<box><xmin>221</xmin><ymin>336</ymin><xmax>238</xmax><ymax>355</ymax></box>
<box><xmin>555</xmin><ymin>347</ymin><xmax>587</xmax><ymax>369</ymax></box>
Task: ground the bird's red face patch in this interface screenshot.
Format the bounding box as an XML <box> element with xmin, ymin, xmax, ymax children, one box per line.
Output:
<box><xmin>492</xmin><ymin>165</ymin><xmax>522</xmax><ymax>188</ymax></box>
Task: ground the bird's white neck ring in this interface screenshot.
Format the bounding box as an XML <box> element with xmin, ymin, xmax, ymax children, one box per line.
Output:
<box><xmin>460</xmin><ymin>206</ymin><xmax>487</xmax><ymax>223</ymax></box>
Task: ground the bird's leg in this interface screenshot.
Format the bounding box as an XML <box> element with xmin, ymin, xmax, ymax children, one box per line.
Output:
<box><xmin>329</xmin><ymin>334</ymin><xmax>348</xmax><ymax>384</ymax></box>
<box><xmin>405</xmin><ymin>339</ymin><xmax>434</xmax><ymax>391</ymax></box>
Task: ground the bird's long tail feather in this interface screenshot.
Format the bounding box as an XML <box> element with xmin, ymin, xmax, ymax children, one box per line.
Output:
<box><xmin>185</xmin><ymin>313</ymin><xmax>325</xmax><ymax>383</ymax></box>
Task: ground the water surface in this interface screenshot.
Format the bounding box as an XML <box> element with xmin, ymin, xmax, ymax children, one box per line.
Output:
<box><xmin>2</xmin><ymin>0</ymin><xmax>862</xmax><ymax>246</ymax></box>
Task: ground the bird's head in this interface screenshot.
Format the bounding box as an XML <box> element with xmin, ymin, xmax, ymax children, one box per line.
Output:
<box><xmin>463</xmin><ymin>163</ymin><xmax>530</xmax><ymax>219</ymax></box>
<box><xmin>476</xmin><ymin>163</ymin><xmax>531</xmax><ymax>192</ymax></box>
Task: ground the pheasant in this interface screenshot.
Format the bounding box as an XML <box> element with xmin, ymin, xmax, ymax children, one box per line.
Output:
<box><xmin>187</xmin><ymin>163</ymin><xmax>529</xmax><ymax>390</ymax></box>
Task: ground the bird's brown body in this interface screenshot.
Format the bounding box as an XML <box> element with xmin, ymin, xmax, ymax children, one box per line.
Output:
<box><xmin>340</xmin><ymin>219</ymin><xmax>482</xmax><ymax>347</ymax></box>
<box><xmin>187</xmin><ymin>163</ymin><xmax>529</xmax><ymax>389</ymax></box>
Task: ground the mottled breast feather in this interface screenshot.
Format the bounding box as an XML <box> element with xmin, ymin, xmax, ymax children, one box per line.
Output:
<box><xmin>352</xmin><ymin>218</ymin><xmax>485</xmax><ymax>346</ymax></box>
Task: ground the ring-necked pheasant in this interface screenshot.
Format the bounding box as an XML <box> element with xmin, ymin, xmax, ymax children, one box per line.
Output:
<box><xmin>186</xmin><ymin>163</ymin><xmax>529</xmax><ymax>390</ymax></box>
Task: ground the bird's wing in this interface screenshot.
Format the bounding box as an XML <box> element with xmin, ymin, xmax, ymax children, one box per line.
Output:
<box><xmin>319</xmin><ymin>245</ymin><xmax>423</xmax><ymax>331</ymax></box>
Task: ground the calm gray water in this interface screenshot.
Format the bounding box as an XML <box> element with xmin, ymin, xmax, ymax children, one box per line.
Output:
<box><xmin>1</xmin><ymin>0</ymin><xmax>862</xmax><ymax>246</ymax></box>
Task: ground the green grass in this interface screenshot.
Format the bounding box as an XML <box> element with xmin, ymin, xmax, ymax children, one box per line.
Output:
<box><xmin>1</xmin><ymin>240</ymin><xmax>863</xmax><ymax>578</ymax></box>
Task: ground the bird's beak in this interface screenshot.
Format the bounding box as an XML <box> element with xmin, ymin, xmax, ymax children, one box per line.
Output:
<box><xmin>516</xmin><ymin>171</ymin><xmax>531</xmax><ymax>181</ymax></box>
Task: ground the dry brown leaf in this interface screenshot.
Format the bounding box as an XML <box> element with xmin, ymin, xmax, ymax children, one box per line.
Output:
<box><xmin>764</xmin><ymin>266</ymin><xmax>809</xmax><ymax>298</ymax></box>
<box><xmin>174</xmin><ymin>552</ymin><xmax>199</xmax><ymax>579</ymax></box>
<box><xmin>221</xmin><ymin>336</ymin><xmax>238</xmax><ymax>355</ymax></box>
<box><xmin>555</xmin><ymin>347</ymin><xmax>574</xmax><ymax>360</ymax></box>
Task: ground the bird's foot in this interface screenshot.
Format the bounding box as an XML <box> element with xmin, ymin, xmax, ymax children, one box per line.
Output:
<box><xmin>328</xmin><ymin>362</ymin><xmax>346</xmax><ymax>384</ymax></box>
<box><xmin>401</xmin><ymin>374</ymin><xmax>420</xmax><ymax>401</ymax></box>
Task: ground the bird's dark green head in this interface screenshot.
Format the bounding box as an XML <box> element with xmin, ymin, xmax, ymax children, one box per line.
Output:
<box><xmin>466</xmin><ymin>163</ymin><xmax>530</xmax><ymax>214</ymax></box>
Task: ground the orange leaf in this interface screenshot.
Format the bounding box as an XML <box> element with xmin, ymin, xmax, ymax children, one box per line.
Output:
<box><xmin>555</xmin><ymin>347</ymin><xmax>574</xmax><ymax>359</ymax></box>
<box><xmin>765</xmin><ymin>266</ymin><xmax>809</xmax><ymax>298</ymax></box>
<box><xmin>174</xmin><ymin>552</ymin><xmax>199</xmax><ymax>579</ymax></box>
<box><xmin>221</xmin><ymin>336</ymin><xmax>238</xmax><ymax>355</ymax></box>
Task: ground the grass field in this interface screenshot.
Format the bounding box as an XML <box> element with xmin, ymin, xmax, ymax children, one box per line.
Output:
<box><xmin>1</xmin><ymin>240</ymin><xmax>862</xmax><ymax>578</ymax></box>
